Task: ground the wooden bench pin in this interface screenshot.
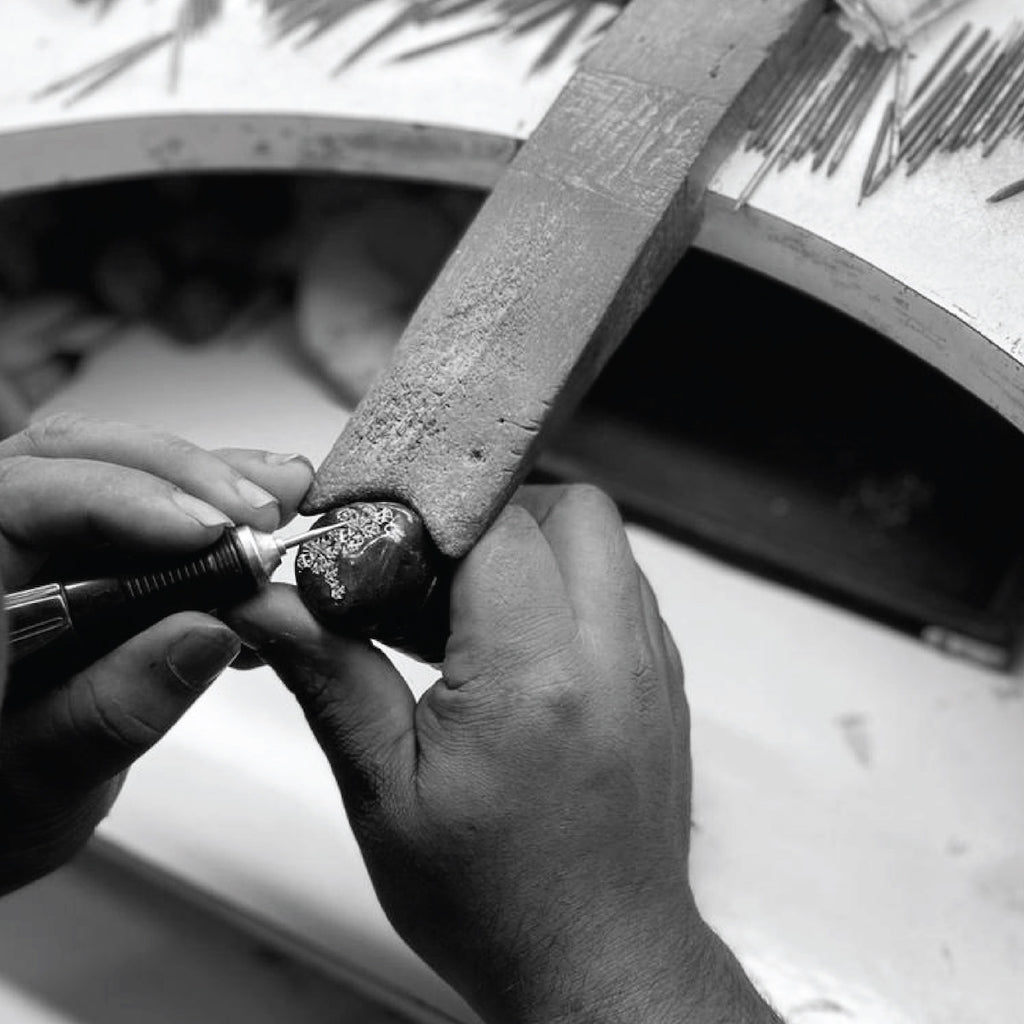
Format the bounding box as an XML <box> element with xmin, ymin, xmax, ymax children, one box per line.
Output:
<box><xmin>295</xmin><ymin>0</ymin><xmax>823</xmax><ymax>658</ymax></box>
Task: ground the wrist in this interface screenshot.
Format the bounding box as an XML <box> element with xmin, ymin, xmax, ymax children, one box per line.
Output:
<box><xmin>503</xmin><ymin>908</ymin><xmax>781</xmax><ymax>1024</ymax></box>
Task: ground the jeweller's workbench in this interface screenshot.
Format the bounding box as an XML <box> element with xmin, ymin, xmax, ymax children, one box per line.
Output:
<box><xmin>0</xmin><ymin>317</ymin><xmax>1016</xmax><ymax>1024</ymax></box>
<box><xmin>0</xmin><ymin>1</ymin><xmax>1023</xmax><ymax>1021</ymax></box>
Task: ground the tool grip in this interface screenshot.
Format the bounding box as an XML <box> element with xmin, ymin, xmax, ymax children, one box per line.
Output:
<box><xmin>70</xmin><ymin>532</ymin><xmax>255</xmax><ymax>639</ymax></box>
<box><xmin>7</xmin><ymin>532</ymin><xmax>257</xmax><ymax>691</ymax></box>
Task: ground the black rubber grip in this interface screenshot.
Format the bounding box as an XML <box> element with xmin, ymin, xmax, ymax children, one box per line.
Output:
<box><xmin>119</xmin><ymin>534</ymin><xmax>252</xmax><ymax>604</ymax></box>
<box><xmin>66</xmin><ymin>532</ymin><xmax>257</xmax><ymax>648</ymax></box>
<box><xmin>7</xmin><ymin>532</ymin><xmax>258</xmax><ymax>694</ymax></box>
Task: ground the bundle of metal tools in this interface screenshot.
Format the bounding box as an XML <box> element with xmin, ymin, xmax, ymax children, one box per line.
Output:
<box><xmin>55</xmin><ymin>0</ymin><xmax>1024</xmax><ymax>206</ymax></box>
<box><xmin>739</xmin><ymin>4</ymin><xmax>1024</xmax><ymax>205</ymax></box>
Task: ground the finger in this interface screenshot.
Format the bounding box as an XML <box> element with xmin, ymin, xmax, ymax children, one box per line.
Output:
<box><xmin>444</xmin><ymin>503</ymin><xmax>575</xmax><ymax>687</ymax></box>
<box><xmin>2</xmin><ymin>613</ymin><xmax>238</xmax><ymax>794</ymax></box>
<box><xmin>0</xmin><ymin>414</ymin><xmax>283</xmax><ymax>531</ymax></box>
<box><xmin>226</xmin><ymin>584</ymin><xmax>416</xmax><ymax>811</ymax></box>
<box><xmin>212</xmin><ymin>448</ymin><xmax>314</xmax><ymax>527</ymax></box>
<box><xmin>513</xmin><ymin>485</ymin><xmax>642</xmax><ymax>646</ymax></box>
<box><xmin>510</xmin><ymin>482</ymin><xmax>574</xmax><ymax>523</ymax></box>
<box><xmin>0</xmin><ymin>456</ymin><xmax>233</xmax><ymax>582</ymax></box>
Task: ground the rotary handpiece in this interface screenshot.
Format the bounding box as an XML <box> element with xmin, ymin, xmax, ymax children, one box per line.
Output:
<box><xmin>4</xmin><ymin>520</ymin><xmax>348</xmax><ymax>687</ymax></box>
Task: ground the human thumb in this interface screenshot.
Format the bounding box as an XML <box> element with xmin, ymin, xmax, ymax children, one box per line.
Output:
<box><xmin>227</xmin><ymin>584</ymin><xmax>417</xmax><ymax>813</ymax></box>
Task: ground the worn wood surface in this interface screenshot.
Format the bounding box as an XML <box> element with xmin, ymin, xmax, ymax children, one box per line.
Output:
<box><xmin>303</xmin><ymin>0</ymin><xmax>823</xmax><ymax>555</ymax></box>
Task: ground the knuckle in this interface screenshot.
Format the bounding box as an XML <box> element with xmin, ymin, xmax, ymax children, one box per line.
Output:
<box><xmin>0</xmin><ymin>454</ymin><xmax>30</xmax><ymax>489</ymax></box>
<box><xmin>145</xmin><ymin>425</ymin><xmax>204</xmax><ymax>465</ymax></box>
<box><xmin>620</xmin><ymin>634</ymin><xmax>666</xmax><ymax>723</ymax></box>
<box><xmin>298</xmin><ymin>673</ymin><xmax>405</xmax><ymax>807</ymax></box>
<box><xmin>23</xmin><ymin>412</ymin><xmax>87</xmax><ymax>454</ymax></box>
<box><xmin>537</xmin><ymin>673</ymin><xmax>589</xmax><ymax>724</ymax></box>
<box><xmin>474</xmin><ymin>609</ymin><xmax>579</xmax><ymax>678</ymax></box>
<box><xmin>630</xmin><ymin>650</ymin><xmax>660</xmax><ymax>705</ymax></box>
<box><xmin>561</xmin><ymin>482</ymin><xmax>621</xmax><ymax>523</ymax></box>
<box><xmin>294</xmin><ymin>666</ymin><xmax>341</xmax><ymax>722</ymax></box>
<box><xmin>466</xmin><ymin>505</ymin><xmax>540</xmax><ymax>574</ymax></box>
<box><xmin>662</xmin><ymin>619</ymin><xmax>685</xmax><ymax>675</ymax></box>
<box><xmin>162</xmin><ymin>430</ymin><xmax>203</xmax><ymax>459</ymax></box>
<box><xmin>73</xmin><ymin>675</ymin><xmax>162</xmax><ymax>754</ymax></box>
<box><xmin>491</xmin><ymin>502</ymin><xmax>538</xmax><ymax>541</ymax></box>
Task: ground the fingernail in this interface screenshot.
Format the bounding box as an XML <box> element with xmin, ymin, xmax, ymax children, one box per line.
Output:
<box><xmin>264</xmin><ymin>452</ymin><xmax>312</xmax><ymax>469</ymax></box>
<box><xmin>236</xmin><ymin>477</ymin><xmax>279</xmax><ymax>511</ymax></box>
<box><xmin>167</xmin><ymin>626</ymin><xmax>241</xmax><ymax>692</ymax></box>
<box><xmin>172</xmin><ymin>491</ymin><xmax>233</xmax><ymax>528</ymax></box>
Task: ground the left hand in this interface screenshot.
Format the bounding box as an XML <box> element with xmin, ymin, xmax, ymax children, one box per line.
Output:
<box><xmin>230</xmin><ymin>486</ymin><xmax>778</xmax><ymax>1024</ymax></box>
<box><xmin>0</xmin><ymin>414</ymin><xmax>313</xmax><ymax>894</ymax></box>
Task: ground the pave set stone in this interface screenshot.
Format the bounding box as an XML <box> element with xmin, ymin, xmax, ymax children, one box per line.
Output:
<box><xmin>295</xmin><ymin>503</ymin><xmax>404</xmax><ymax>602</ymax></box>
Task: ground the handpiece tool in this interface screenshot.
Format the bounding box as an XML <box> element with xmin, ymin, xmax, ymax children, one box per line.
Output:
<box><xmin>3</xmin><ymin>519</ymin><xmax>352</xmax><ymax>688</ymax></box>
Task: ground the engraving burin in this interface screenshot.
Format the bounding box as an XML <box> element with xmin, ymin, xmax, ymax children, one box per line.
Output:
<box><xmin>295</xmin><ymin>504</ymin><xmax>404</xmax><ymax>602</ymax></box>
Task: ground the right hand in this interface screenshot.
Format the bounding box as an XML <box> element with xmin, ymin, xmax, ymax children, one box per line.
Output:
<box><xmin>231</xmin><ymin>485</ymin><xmax>780</xmax><ymax>1024</ymax></box>
<box><xmin>0</xmin><ymin>414</ymin><xmax>313</xmax><ymax>894</ymax></box>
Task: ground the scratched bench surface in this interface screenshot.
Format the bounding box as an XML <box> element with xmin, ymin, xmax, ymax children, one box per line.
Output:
<box><xmin>5</xmin><ymin>0</ymin><xmax>1024</xmax><ymax>436</ymax></box>
<box><xmin>32</xmin><ymin>321</ymin><xmax>1024</xmax><ymax>1024</ymax></box>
